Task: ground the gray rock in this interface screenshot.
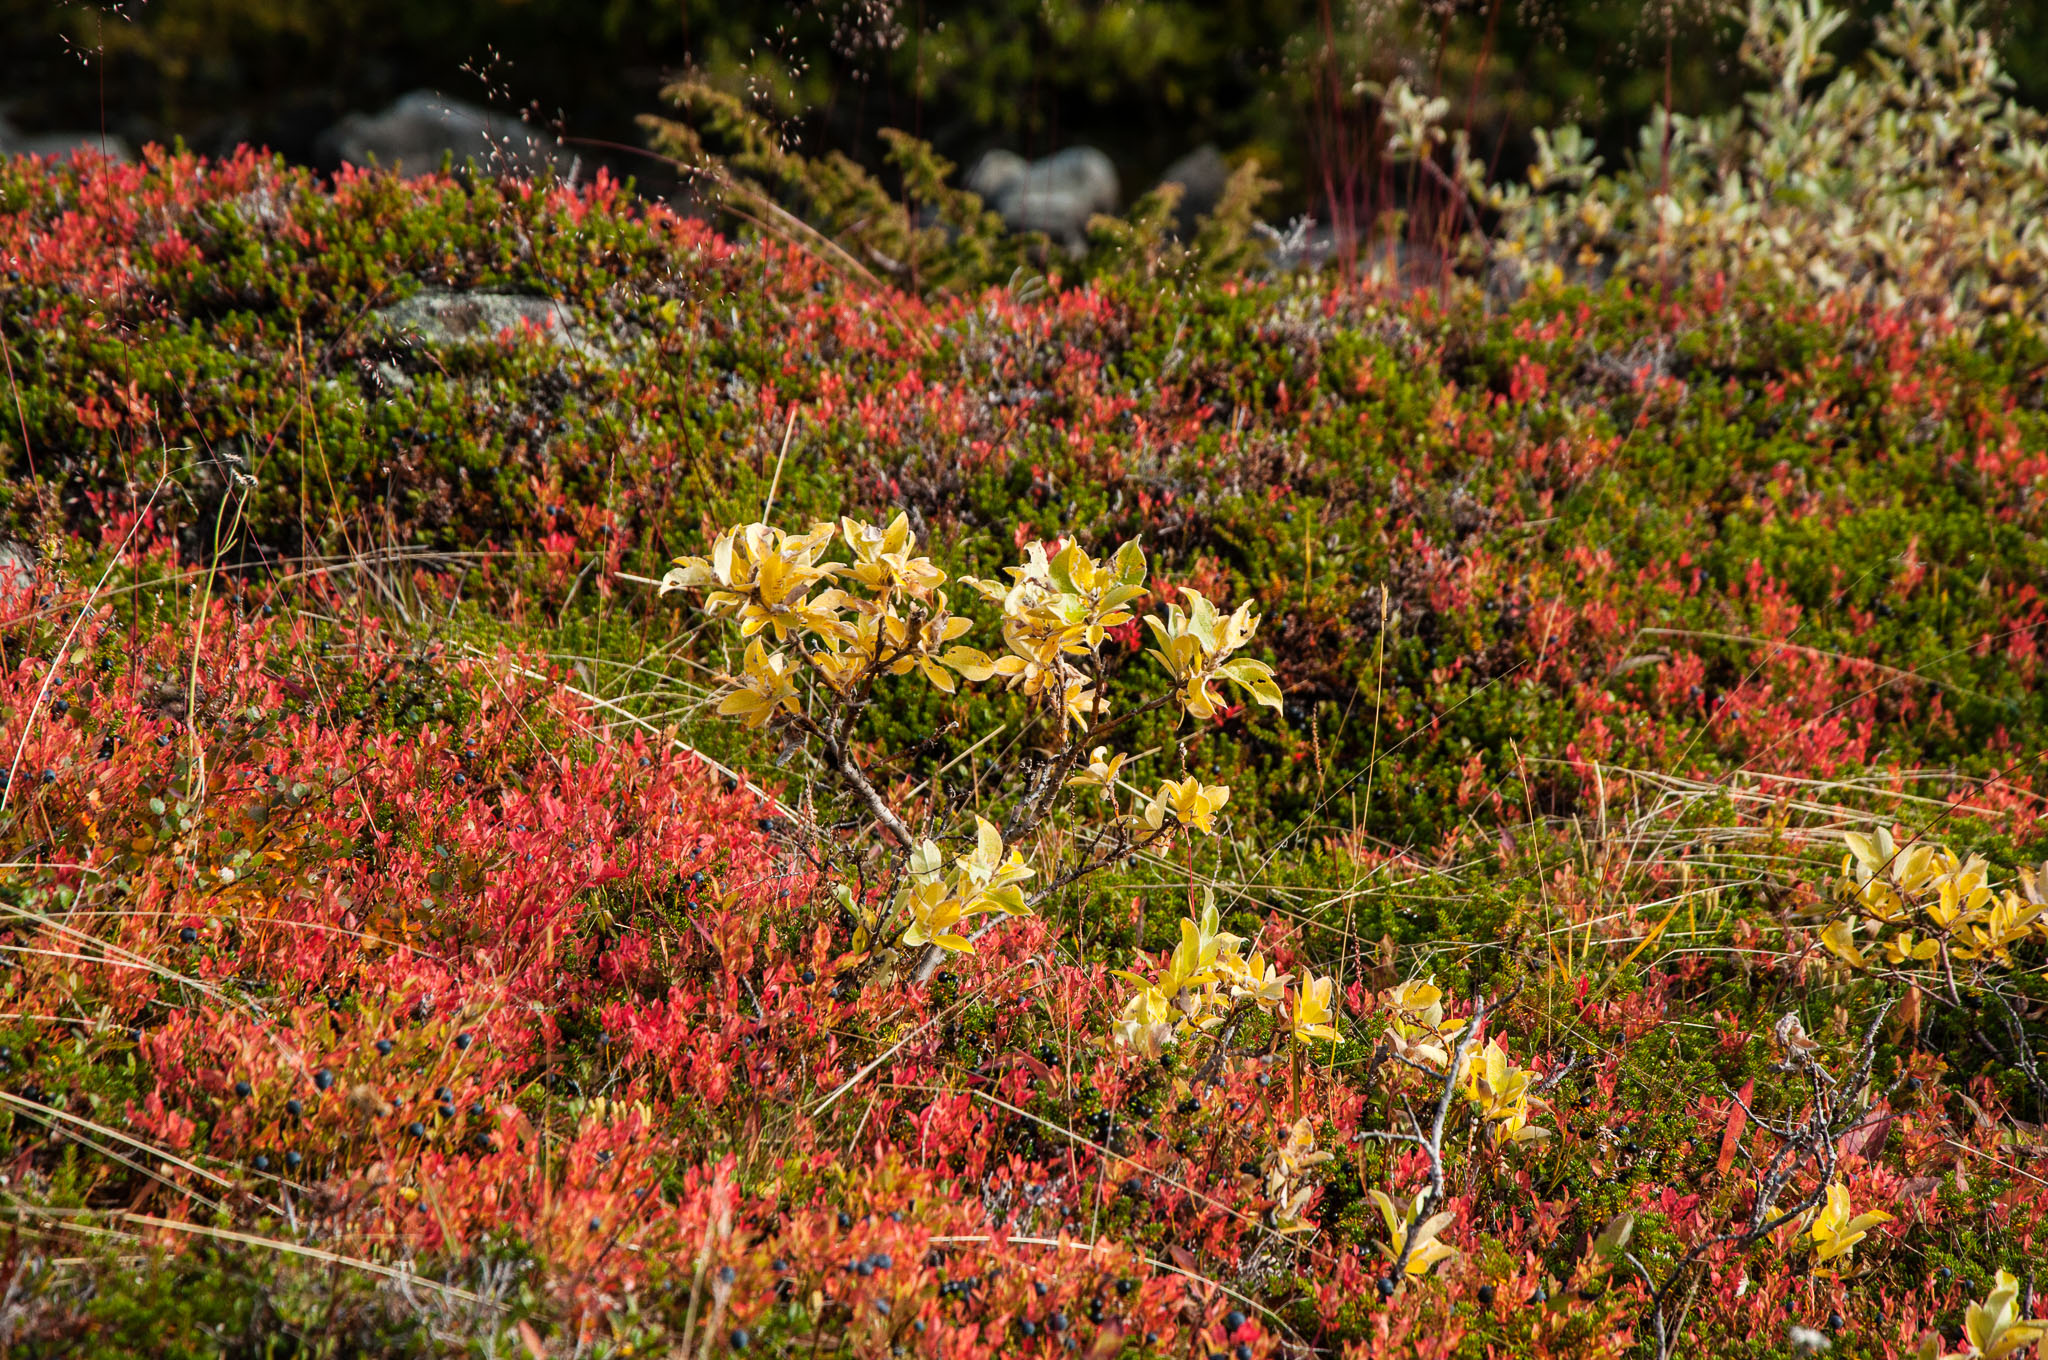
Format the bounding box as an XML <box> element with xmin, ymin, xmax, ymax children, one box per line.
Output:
<box><xmin>373</xmin><ymin>290</ymin><xmax>596</xmax><ymax>358</ymax></box>
<box><xmin>965</xmin><ymin>150</ymin><xmax>1029</xmax><ymax>206</ymax></box>
<box><xmin>969</xmin><ymin>146</ymin><xmax>1119</xmax><ymax>245</ymax></box>
<box><xmin>0</xmin><ymin>115</ymin><xmax>133</xmax><ymax>164</ymax></box>
<box><xmin>1157</xmin><ymin>144</ymin><xmax>1231</xmax><ymax>228</ymax></box>
<box><xmin>0</xmin><ymin>540</ymin><xmax>34</xmax><ymax>595</ymax></box>
<box><xmin>317</xmin><ymin>91</ymin><xmax>574</xmax><ymax>180</ymax></box>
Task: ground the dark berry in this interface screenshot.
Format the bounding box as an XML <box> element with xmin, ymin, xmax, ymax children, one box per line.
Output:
<box><xmin>1225</xmin><ymin>1310</ymin><xmax>1246</xmax><ymax>1331</ymax></box>
<box><xmin>285</xmin><ymin>1150</ymin><xmax>301</xmax><ymax>1169</ymax></box>
<box><xmin>1477</xmin><ymin>1285</ymin><xmax>1496</xmax><ymax>1306</ymax></box>
<box><xmin>1377</xmin><ymin>1277</ymin><xmax>1396</xmax><ymax>1299</ymax></box>
<box><xmin>455</xmin><ymin>1032</ymin><xmax>473</xmax><ymax>1050</ymax></box>
<box><xmin>314</xmin><ymin>1068</ymin><xmax>334</xmax><ymax>1091</ymax></box>
<box><xmin>285</xmin><ymin>1100</ymin><xmax>302</xmax><ymax>1118</ymax></box>
<box><xmin>838</xmin><ymin>1211</ymin><xmax>853</xmax><ymax>1229</ymax></box>
<box><xmin>375</xmin><ymin>1039</ymin><xmax>393</xmax><ymax>1056</ymax></box>
<box><xmin>253</xmin><ymin>1155</ymin><xmax>270</xmax><ymax>1172</ymax></box>
<box><xmin>179</xmin><ymin>927</ymin><xmax>198</xmax><ymax>944</ymax></box>
<box><xmin>730</xmin><ymin>1329</ymin><xmax>750</xmax><ymax>1351</ymax></box>
<box><xmin>234</xmin><ymin>1079</ymin><xmax>252</xmax><ymax>1098</ymax></box>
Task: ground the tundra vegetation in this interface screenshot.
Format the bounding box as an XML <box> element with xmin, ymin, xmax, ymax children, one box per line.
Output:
<box><xmin>1</xmin><ymin>1</ymin><xmax>2047</xmax><ymax>1357</ymax></box>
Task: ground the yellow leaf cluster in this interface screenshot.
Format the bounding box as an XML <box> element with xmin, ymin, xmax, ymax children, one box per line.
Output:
<box><xmin>659</xmin><ymin>516</ymin><xmax>1288</xmax><ymax>966</ymax></box>
<box><xmin>1369</xmin><ymin>1189</ymin><xmax>1459</xmax><ymax>1279</ymax></box>
<box><xmin>1803</xmin><ymin>1182</ymin><xmax>1892</xmax><ymax>1265</ymax></box>
<box><xmin>1966</xmin><ymin>1270</ymin><xmax>2048</xmax><ymax>1360</ymax></box>
<box><xmin>1111</xmin><ymin>898</ymin><xmax>1340</xmax><ymax>1056</ymax></box>
<box><xmin>1265</xmin><ymin>1117</ymin><xmax>1335</xmax><ymax>1236</ymax></box>
<box><xmin>1382</xmin><ymin>976</ymin><xmax>1467</xmax><ymax>1069</ymax></box>
<box><xmin>1143</xmin><ymin>587</ymin><xmax>1284</xmax><ymax>722</ymax></box>
<box><xmin>1458</xmin><ymin>1037</ymin><xmax>1552</xmax><ymax>1145</ymax></box>
<box><xmin>1820</xmin><ymin>829</ymin><xmax>2048</xmax><ymax>974</ymax></box>
<box><xmin>853</xmin><ymin>816</ymin><xmax>1034</xmax><ymax>955</ymax></box>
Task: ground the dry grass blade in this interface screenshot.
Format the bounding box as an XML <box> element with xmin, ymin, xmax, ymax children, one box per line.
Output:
<box><xmin>121</xmin><ymin>1213</ymin><xmax>497</xmax><ymax>1307</ymax></box>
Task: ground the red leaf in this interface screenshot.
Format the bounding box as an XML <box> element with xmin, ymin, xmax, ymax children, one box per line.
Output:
<box><xmin>1715</xmin><ymin>1079</ymin><xmax>1753</xmax><ymax>1177</ymax></box>
<box><xmin>1839</xmin><ymin>1111</ymin><xmax>1892</xmax><ymax>1163</ymax></box>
